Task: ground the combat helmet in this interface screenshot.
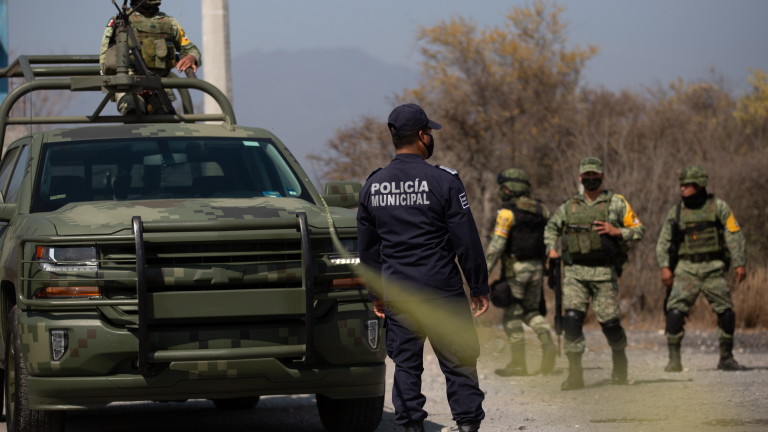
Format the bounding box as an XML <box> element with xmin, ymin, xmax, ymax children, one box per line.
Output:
<box><xmin>678</xmin><ymin>165</ymin><xmax>708</xmax><ymax>188</ymax></box>
<box><xmin>497</xmin><ymin>168</ymin><xmax>531</xmax><ymax>200</ymax></box>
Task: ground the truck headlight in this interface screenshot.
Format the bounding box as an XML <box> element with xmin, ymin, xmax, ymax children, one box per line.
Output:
<box><xmin>35</xmin><ymin>246</ymin><xmax>98</xmax><ymax>272</ymax></box>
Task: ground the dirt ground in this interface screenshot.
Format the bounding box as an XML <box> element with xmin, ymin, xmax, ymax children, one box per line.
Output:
<box><xmin>2</xmin><ymin>326</ymin><xmax>765</xmax><ymax>432</ymax></box>
<box><xmin>373</xmin><ymin>325</ymin><xmax>768</xmax><ymax>432</ymax></box>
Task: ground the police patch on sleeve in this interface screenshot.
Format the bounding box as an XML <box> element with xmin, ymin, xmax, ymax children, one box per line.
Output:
<box><xmin>459</xmin><ymin>192</ymin><xmax>469</xmax><ymax>209</ymax></box>
<box><xmin>437</xmin><ymin>165</ymin><xmax>459</xmax><ymax>176</ymax></box>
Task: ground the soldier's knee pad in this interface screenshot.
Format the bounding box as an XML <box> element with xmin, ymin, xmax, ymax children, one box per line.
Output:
<box><xmin>665</xmin><ymin>309</ymin><xmax>686</xmax><ymax>335</ymax></box>
<box><xmin>599</xmin><ymin>319</ymin><xmax>626</xmax><ymax>344</ymax></box>
<box><xmin>562</xmin><ymin>309</ymin><xmax>585</xmax><ymax>341</ymax></box>
<box><xmin>717</xmin><ymin>309</ymin><xmax>736</xmax><ymax>335</ymax></box>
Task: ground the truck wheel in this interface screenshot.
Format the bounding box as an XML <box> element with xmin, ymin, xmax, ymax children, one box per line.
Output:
<box><xmin>211</xmin><ymin>396</ymin><xmax>260</xmax><ymax>410</ymax></box>
<box><xmin>4</xmin><ymin>307</ymin><xmax>65</xmax><ymax>432</ymax></box>
<box><xmin>316</xmin><ymin>394</ymin><xmax>383</xmax><ymax>432</ymax></box>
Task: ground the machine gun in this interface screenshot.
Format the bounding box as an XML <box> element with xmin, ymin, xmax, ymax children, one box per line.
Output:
<box><xmin>108</xmin><ymin>0</ymin><xmax>177</xmax><ymax>114</ymax></box>
<box><xmin>547</xmin><ymin>257</ymin><xmax>563</xmax><ymax>355</ymax></box>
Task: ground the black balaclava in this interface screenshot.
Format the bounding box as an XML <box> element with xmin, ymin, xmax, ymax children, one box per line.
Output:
<box><xmin>682</xmin><ymin>187</ymin><xmax>708</xmax><ymax>209</ymax></box>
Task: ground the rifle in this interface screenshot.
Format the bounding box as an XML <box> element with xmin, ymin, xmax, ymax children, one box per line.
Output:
<box><xmin>110</xmin><ymin>0</ymin><xmax>177</xmax><ymax>115</ymax></box>
<box><xmin>547</xmin><ymin>257</ymin><xmax>562</xmax><ymax>355</ymax></box>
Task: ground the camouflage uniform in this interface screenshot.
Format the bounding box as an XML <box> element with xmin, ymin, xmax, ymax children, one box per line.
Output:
<box><xmin>655</xmin><ymin>165</ymin><xmax>747</xmax><ymax>372</ymax></box>
<box><xmin>100</xmin><ymin>8</ymin><xmax>201</xmax><ymax>114</ymax></box>
<box><xmin>486</xmin><ymin>169</ymin><xmax>555</xmax><ymax>376</ymax></box>
<box><xmin>544</xmin><ymin>157</ymin><xmax>645</xmax><ymax>390</ymax></box>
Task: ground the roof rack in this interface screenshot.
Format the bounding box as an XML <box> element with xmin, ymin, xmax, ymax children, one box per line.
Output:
<box><xmin>0</xmin><ymin>55</ymin><xmax>237</xmax><ymax>147</ymax></box>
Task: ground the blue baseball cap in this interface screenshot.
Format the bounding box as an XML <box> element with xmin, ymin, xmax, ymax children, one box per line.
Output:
<box><xmin>387</xmin><ymin>103</ymin><xmax>442</xmax><ymax>137</ymax></box>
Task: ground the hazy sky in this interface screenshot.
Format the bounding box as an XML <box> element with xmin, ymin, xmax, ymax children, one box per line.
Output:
<box><xmin>7</xmin><ymin>0</ymin><xmax>768</xmax><ymax>92</ymax></box>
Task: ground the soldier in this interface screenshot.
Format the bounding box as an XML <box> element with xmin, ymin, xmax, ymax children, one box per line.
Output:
<box><xmin>485</xmin><ymin>168</ymin><xmax>556</xmax><ymax>377</ymax></box>
<box><xmin>99</xmin><ymin>0</ymin><xmax>201</xmax><ymax>114</ymax></box>
<box><xmin>655</xmin><ymin>166</ymin><xmax>747</xmax><ymax>372</ymax></box>
<box><xmin>358</xmin><ymin>104</ymin><xmax>489</xmax><ymax>432</ymax></box>
<box><xmin>544</xmin><ymin>157</ymin><xmax>645</xmax><ymax>391</ymax></box>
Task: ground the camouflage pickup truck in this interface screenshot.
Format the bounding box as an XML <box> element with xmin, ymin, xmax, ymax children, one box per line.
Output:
<box><xmin>0</xmin><ymin>54</ymin><xmax>383</xmax><ymax>432</ymax></box>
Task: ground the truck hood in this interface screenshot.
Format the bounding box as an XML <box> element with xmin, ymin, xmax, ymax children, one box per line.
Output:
<box><xmin>43</xmin><ymin>198</ymin><xmax>356</xmax><ymax>236</ymax></box>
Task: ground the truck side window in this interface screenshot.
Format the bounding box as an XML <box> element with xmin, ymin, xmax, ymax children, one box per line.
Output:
<box><xmin>4</xmin><ymin>146</ymin><xmax>30</xmax><ymax>204</ymax></box>
<box><xmin>0</xmin><ymin>146</ymin><xmax>21</xmax><ymax>202</ymax></box>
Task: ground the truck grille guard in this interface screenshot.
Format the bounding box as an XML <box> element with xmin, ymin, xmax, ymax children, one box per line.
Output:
<box><xmin>131</xmin><ymin>212</ymin><xmax>315</xmax><ymax>376</ymax></box>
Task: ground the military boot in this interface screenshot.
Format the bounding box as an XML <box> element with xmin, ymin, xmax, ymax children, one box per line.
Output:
<box><xmin>403</xmin><ymin>421</ymin><xmax>425</xmax><ymax>432</ymax></box>
<box><xmin>611</xmin><ymin>349</ymin><xmax>628</xmax><ymax>385</ymax></box>
<box><xmin>560</xmin><ymin>352</ymin><xmax>584</xmax><ymax>391</ymax></box>
<box><xmin>717</xmin><ymin>340</ymin><xmax>746</xmax><ymax>371</ymax></box>
<box><xmin>539</xmin><ymin>333</ymin><xmax>557</xmax><ymax>375</ymax></box>
<box><xmin>664</xmin><ymin>343</ymin><xmax>683</xmax><ymax>372</ymax></box>
<box><xmin>495</xmin><ymin>342</ymin><xmax>527</xmax><ymax>377</ymax></box>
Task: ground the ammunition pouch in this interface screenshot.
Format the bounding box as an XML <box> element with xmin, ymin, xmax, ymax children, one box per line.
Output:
<box><xmin>141</xmin><ymin>38</ymin><xmax>176</xmax><ymax>70</ymax></box>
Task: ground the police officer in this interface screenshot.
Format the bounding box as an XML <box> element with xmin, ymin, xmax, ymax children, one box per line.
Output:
<box><xmin>357</xmin><ymin>103</ymin><xmax>490</xmax><ymax>432</ymax></box>
<box><xmin>544</xmin><ymin>157</ymin><xmax>645</xmax><ymax>391</ymax></box>
<box><xmin>656</xmin><ymin>166</ymin><xmax>747</xmax><ymax>372</ymax></box>
<box><xmin>486</xmin><ymin>168</ymin><xmax>556</xmax><ymax>376</ymax></box>
<box><xmin>99</xmin><ymin>0</ymin><xmax>201</xmax><ymax>114</ymax></box>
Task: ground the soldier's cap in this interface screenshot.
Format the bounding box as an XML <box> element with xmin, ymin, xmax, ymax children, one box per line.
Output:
<box><xmin>387</xmin><ymin>103</ymin><xmax>442</xmax><ymax>137</ymax></box>
<box><xmin>579</xmin><ymin>156</ymin><xmax>603</xmax><ymax>174</ymax></box>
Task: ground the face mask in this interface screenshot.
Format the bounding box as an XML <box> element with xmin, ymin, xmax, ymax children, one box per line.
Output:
<box><xmin>422</xmin><ymin>133</ymin><xmax>435</xmax><ymax>159</ymax></box>
<box><xmin>581</xmin><ymin>177</ymin><xmax>602</xmax><ymax>191</ymax></box>
<box><xmin>682</xmin><ymin>187</ymin><xmax>708</xmax><ymax>209</ymax></box>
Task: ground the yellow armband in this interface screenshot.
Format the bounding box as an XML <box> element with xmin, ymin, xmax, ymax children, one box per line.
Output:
<box><xmin>494</xmin><ymin>209</ymin><xmax>514</xmax><ymax>238</ymax></box>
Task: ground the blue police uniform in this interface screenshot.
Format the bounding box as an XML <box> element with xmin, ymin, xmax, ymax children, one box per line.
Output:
<box><xmin>357</xmin><ymin>152</ymin><xmax>489</xmax><ymax>427</ymax></box>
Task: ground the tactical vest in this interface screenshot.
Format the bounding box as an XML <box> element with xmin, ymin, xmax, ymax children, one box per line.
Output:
<box><xmin>502</xmin><ymin>197</ymin><xmax>546</xmax><ymax>261</ymax></box>
<box><xmin>129</xmin><ymin>13</ymin><xmax>177</xmax><ymax>71</ymax></box>
<box><xmin>676</xmin><ymin>197</ymin><xmax>723</xmax><ymax>258</ymax></box>
<box><xmin>563</xmin><ymin>192</ymin><xmax>611</xmax><ymax>263</ymax></box>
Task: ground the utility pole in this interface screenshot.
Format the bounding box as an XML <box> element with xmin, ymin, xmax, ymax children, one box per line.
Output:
<box><xmin>201</xmin><ymin>0</ymin><xmax>232</xmax><ymax>113</ymax></box>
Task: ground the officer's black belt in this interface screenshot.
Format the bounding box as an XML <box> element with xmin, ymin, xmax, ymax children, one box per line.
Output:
<box><xmin>679</xmin><ymin>252</ymin><xmax>723</xmax><ymax>263</ymax></box>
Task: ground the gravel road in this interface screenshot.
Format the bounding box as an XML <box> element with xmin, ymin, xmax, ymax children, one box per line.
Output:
<box><xmin>1</xmin><ymin>326</ymin><xmax>765</xmax><ymax>432</ymax></box>
<box><xmin>381</xmin><ymin>326</ymin><xmax>768</xmax><ymax>432</ymax></box>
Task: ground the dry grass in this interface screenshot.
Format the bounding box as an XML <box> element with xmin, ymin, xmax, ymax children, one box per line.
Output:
<box><xmin>732</xmin><ymin>264</ymin><xmax>768</xmax><ymax>329</ymax></box>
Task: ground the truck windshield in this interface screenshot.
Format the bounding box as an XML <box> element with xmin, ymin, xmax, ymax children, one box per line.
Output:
<box><xmin>31</xmin><ymin>138</ymin><xmax>310</xmax><ymax>212</ymax></box>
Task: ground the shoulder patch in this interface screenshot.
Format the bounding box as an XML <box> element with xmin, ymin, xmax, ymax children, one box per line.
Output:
<box><xmin>436</xmin><ymin>165</ymin><xmax>459</xmax><ymax>176</ymax></box>
<box><xmin>366</xmin><ymin>167</ymin><xmax>382</xmax><ymax>180</ymax></box>
<box><xmin>494</xmin><ymin>208</ymin><xmax>515</xmax><ymax>238</ymax></box>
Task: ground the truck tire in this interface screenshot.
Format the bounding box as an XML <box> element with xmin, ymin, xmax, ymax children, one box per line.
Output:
<box><xmin>4</xmin><ymin>307</ymin><xmax>65</xmax><ymax>432</ymax></box>
<box><xmin>316</xmin><ymin>394</ymin><xmax>384</xmax><ymax>432</ymax></box>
